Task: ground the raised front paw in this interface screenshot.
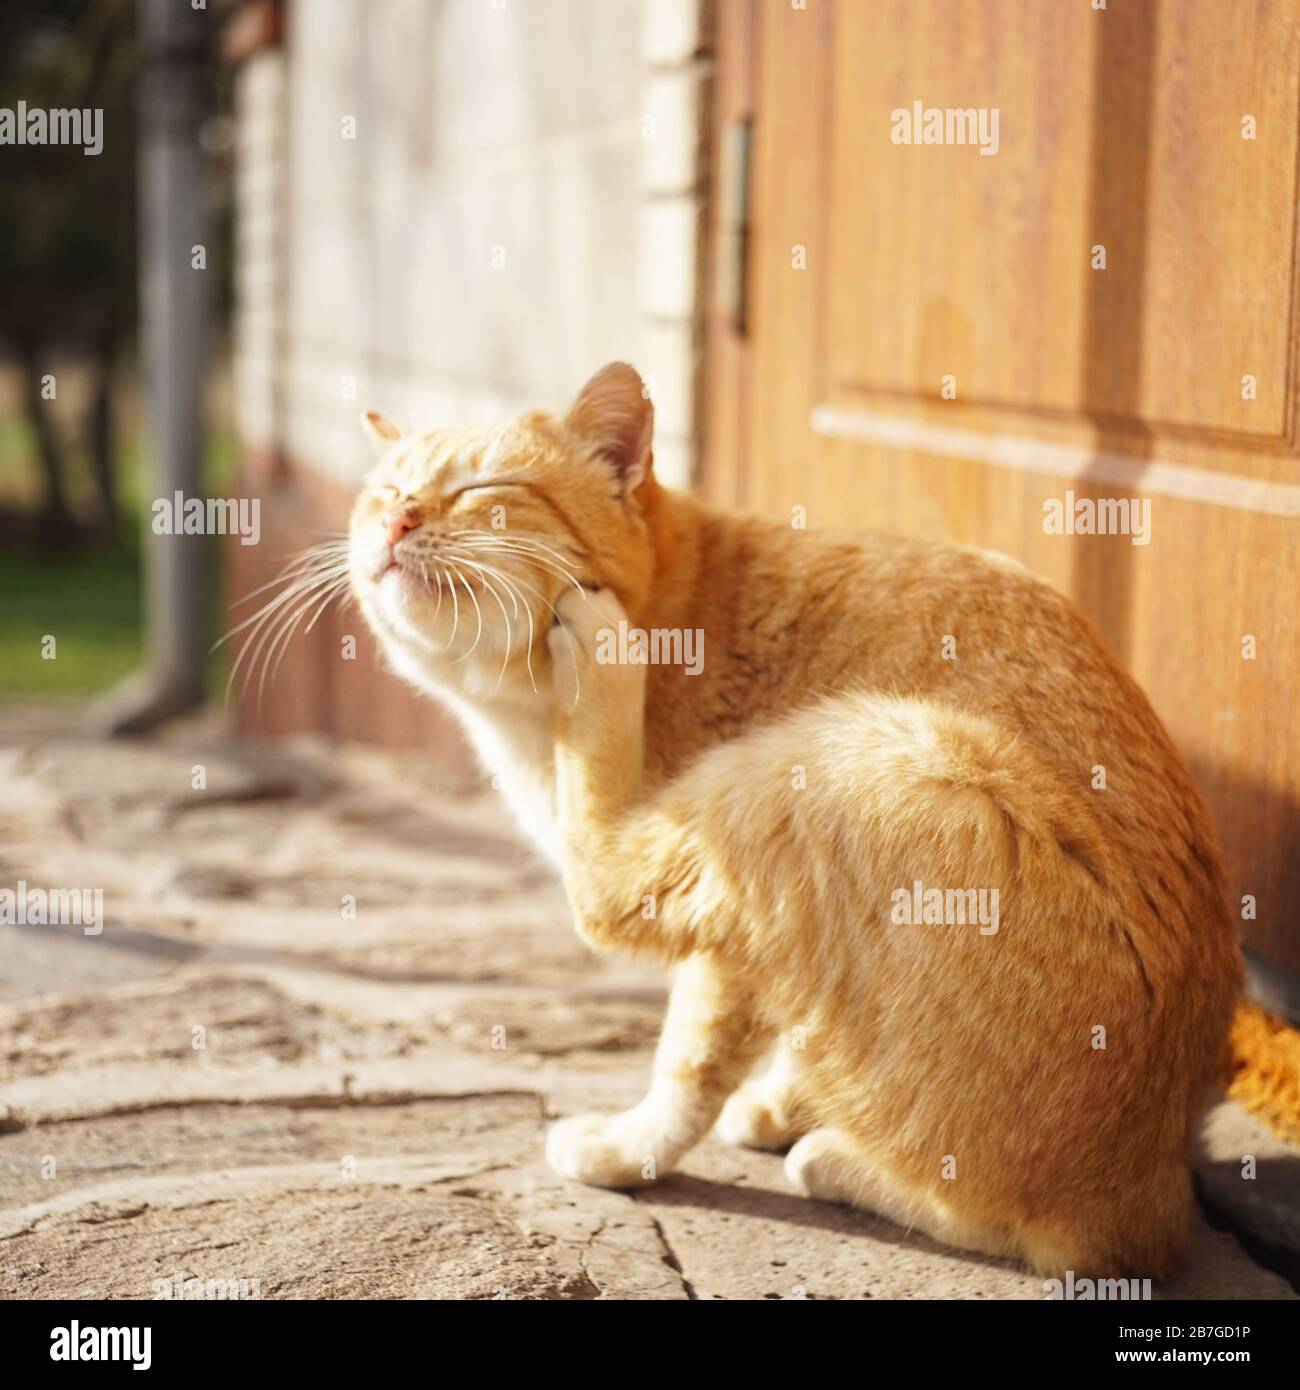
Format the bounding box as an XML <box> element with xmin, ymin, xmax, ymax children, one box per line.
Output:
<box><xmin>547</xmin><ymin>585</ymin><xmax>643</xmax><ymax>715</ymax></box>
<box><xmin>545</xmin><ymin>1111</ymin><xmax>662</xmax><ymax>1188</ymax></box>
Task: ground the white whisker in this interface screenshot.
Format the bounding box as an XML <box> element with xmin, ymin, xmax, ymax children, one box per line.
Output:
<box><xmin>449</xmin><ymin>572</ymin><xmax>485</xmax><ymax>666</ymax></box>
<box><xmin>215</xmin><ymin>568</ymin><xmax>345</xmax><ymax>650</ymax></box>
<box><xmin>216</xmin><ymin>550</ymin><xmax>354</xmax><ymax>706</ymax></box>
<box><xmin>261</xmin><ymin>574</ymin><xmax>352</xmax><ymax>706</ymax></box>
<box><xmin>452</xmin><ymin>554</ymin><xmax>522</xmax><ymax>693</ymax></box>
<box><xmin>445</xmin><ymin>566</ymin><xmax>461</xmax><ymax>653</ymax></box>
<box><xmin>453</xmin><ymin>533</ymin><xmax>587</xmax><ymax>600</ymax></box>
<box><xmin>228</xmin><ymin>543</ymin><xmax>349</xmax><ymax>608</ymax></box>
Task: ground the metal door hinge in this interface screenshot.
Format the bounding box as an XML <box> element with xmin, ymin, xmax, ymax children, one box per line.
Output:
<box><xmin>717</xmin><ymin>117</ymin><xmax>752</xmax><ymax>334</ymax></box>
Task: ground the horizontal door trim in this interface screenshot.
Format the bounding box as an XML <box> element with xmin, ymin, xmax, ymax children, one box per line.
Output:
<box><xmin>810</xmin><ymin>405</ymin><xmax>1300</xmax><ymax>520</ymax></box>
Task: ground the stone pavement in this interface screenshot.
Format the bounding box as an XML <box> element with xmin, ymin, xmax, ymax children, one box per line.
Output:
<box><xmin>0</xmin><ymin>714</ymin><xmax>1295</xmax><ymax>1300</ymax></box>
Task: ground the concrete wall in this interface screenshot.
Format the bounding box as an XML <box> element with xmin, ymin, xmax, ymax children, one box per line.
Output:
<box><xmin>234</xmin><ymin>0</ymin><xmax>709</xmax><ymax>491</ymax></box>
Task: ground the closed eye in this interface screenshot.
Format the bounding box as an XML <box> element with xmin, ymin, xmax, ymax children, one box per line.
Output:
<box><xmin>446</xmin><ymin>478</ymin><xmax>529</xmax><ymax>501</ymax></box>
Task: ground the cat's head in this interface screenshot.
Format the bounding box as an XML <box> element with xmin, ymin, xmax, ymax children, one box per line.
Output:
<box><xmin>348</xmin><ymin>362</ymin><xmax>659</xmax><ymax>702</ymax></box>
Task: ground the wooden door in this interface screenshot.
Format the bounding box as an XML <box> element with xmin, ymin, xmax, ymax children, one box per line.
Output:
<box><xmin>705</xmin><ymin>0</ymin><xmax>1300</xmax><ymax>988</ymax></box>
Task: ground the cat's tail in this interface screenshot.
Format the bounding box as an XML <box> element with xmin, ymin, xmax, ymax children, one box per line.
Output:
<box><xmin>1223</xmin><ymin>999</ymin><xmax>1300</xmax><ymax>1143</ymax></box>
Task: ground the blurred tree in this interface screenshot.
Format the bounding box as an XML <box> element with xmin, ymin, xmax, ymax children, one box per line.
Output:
<box><xmin>0</xmin><ymin>0</ymin><xmax>136</xmax><ymax>540</ymax></box>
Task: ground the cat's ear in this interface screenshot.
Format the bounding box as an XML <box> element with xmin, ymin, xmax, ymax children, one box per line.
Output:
<box><xmin>360</xmin><ymin>409</ymin><xmax>403</xmax><ymax>458</ymax></box>
<box><xmin>565</xmin><ymin>362</ymin><xmax>654</xmax><ymax>495</ymax></box>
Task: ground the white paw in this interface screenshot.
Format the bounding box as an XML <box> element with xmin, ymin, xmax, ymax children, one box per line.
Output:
<box><xmin>550</xmin><ymin>584</ymin><xmax>626</xmax><ymax>654</ymax></box>
<box><xmin>547</xmin><ymin>586</ymin><xmax>640</xmax><ymax>712</ymax></box>
<box><xmin>716</xmin><ymin>1088</ymin><xmax>800</xmax><ymax>1152</ymax></box>
<box><xmin>784</xmin><ymin>1131</ymin><xmax>852</xmax><ymax>1203</ymax></box>
<box><xmin>545</xmin><ymin>1112</ymin><xmax>660</xmax><ymax>1189</ymax></box>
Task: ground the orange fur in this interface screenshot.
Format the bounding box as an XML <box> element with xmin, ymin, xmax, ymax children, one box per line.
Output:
<box><xmin>348</xmin><ymin>363</ymin><xmax>1245</xmax><ymax>1280</ymax></box>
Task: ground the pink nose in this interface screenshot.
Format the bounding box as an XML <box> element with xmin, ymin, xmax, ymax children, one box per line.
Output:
<box><xmin>385</xmin><ymin>505</ymin><xmax>422</xmax><ymax>547</ymax></box>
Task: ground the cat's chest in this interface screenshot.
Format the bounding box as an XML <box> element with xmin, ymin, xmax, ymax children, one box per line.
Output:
<box><xmin>493</xmin><ymin>761</ymin><xmax>562</xmax><ymax>864</ymax></box>
<box><xmin>455</xmin><ymin>702</ymin><xmax>563</xmax><ymax>865</ymax></box>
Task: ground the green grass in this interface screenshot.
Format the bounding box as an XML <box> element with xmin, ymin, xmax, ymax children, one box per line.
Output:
<box><xmin>0</xmin><ymin>401</ymin><xmax>236</xmax><ymax>699</ymax></box>
<box><xmin>0</xmin><ymin>539</ymin><xmax>143</xmax><ymax>696</ymax></box>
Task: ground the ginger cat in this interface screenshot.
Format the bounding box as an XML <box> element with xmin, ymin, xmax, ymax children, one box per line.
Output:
<box><xmin>347</xmin><ymin>363</ymin><xmax>1242</xmax><ymax>1279</ymax></box>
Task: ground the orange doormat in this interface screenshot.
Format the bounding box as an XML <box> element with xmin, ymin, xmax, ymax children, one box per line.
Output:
<box><xmin>1224</xmin><ymin>1000</ymin><xmax>1300</xmax><ymax>1146</ymax></box>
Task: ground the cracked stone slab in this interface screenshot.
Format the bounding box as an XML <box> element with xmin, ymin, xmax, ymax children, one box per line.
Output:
<box><xmin>14</xmin><ymin>896</ymin><xmax>606</xmax><ymax>988</ymax></box>
<box><xmin>7</xmin><ymin>1182</ymin><xmax>621</xmax><ymax>1299</ymax></box>
<box><xmin>0</xmin><ymin>967</ymin><xmax>660</xmax><ymax>1133</ymax></box>
<box><xmin>0</xmin><ymin>920</ymin><xmax>198</xmax><ymax>1003</ymax></box>
<box><xmin>6</xmin><ymin>839</ymin><xmax>618</xmax><ymax>992</ymax></box>
<box><xmin>0</xmin><ymin>1099</ymin><xmax>685</xmax><ymax>1299</ymax></box>
<box><xmin>0</xmin><ymin>1096</ymin><xmax>540</xmax><ymax>1215</ymax></box>
<box><xmin>0</xmin><ymin>1050</ymin><xmax>549</xmax><ymax>1133</ymax></box>
<box><xmin>436</xmin><ymin>990</ymin><xmax>664</xmax><ymax>1057</ymax></box>
<box><xmin>0</xmin><ymin>972</ymin><xmax>420</xmax><ymax>1084</ymax></box>
<box><xmin>0</xmin><ymin>738</ymin><xmax>295</xmax><ymax>841</ymax></box>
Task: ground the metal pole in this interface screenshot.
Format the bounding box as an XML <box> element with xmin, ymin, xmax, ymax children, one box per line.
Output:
<box><xmin>93</xmin><ymin>0</ymin><xmax>209</xmax><ymax>733</ymax></box>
